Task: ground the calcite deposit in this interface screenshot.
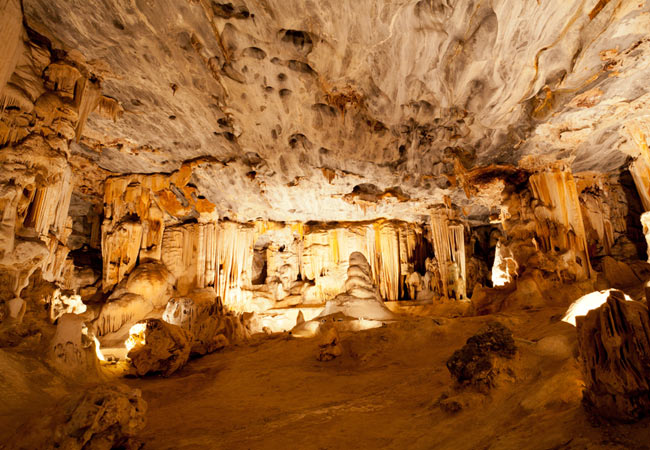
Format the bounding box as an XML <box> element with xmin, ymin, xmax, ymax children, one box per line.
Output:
<box><xmin>577</xmin><ymin>291</ymin><xmax>650</xmax><ymax>421</ymax></box>
<box><xmin>4</xmin><ymin>0</ymin><xmax>650</xmax><ymax>448</ymax></box>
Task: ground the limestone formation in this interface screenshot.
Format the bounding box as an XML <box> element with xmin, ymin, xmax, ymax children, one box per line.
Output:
<box><xmin>318</xmin><ymin>252</ymin><xmax>395</xmax><ymax>322</ymax></box>
<box><xmin>127</xmin><ymin>319</ymin><xmax>193</xmax><ymax>377</ymax></box>
<box><xmin>317</xmin><ymin>325</ymin><xmax>343</xmax><ymax>362</ymax></box>
<box><xmin>446</xmin><ymin>322</ymin><xmax>517</xmax><ymax>391</ymax></box>
<box><xmin>4</xmin><ymin>0</ymin><xmax>650</xmax><ymax>446</ymax></box>
<box><xmin>562</xmin><ymin>289</ymin><xmax>633</xmax><ymax>326</ymax></box>
<box><xmin>162</xmin><ymin>289</ymin><xmax>251</xmax><ymax>356</ymax></box>
<box><xmin>50</xmin><ymin>313</ymin><xmax>101</xmax><ymax>374</ymax></box>
<box><xmin>5</xmin><ymin>383</ymin><xmax>147</xmax><ymax>450</ymax></box>
<box><xmin>576</xmin><ymin>292</ymin><xmax>650</xmax><ymax>422</ymax></box>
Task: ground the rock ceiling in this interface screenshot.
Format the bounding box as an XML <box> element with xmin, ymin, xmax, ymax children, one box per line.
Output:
<box><xmin>17</xmin><ymin>0</ymin><xmax>650</xmax><ymax>222</ymax></box>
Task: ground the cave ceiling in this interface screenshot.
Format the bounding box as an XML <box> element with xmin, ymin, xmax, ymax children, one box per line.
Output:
<box><xmin>20</xmin><ymin>0</ymin><xmax>650</xmax><ymax>223</ymax></box>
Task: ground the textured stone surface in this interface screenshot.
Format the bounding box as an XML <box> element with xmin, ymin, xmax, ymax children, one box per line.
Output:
<box><xmin>318</xmin><ymin>252</ymin><xmax>395</xmax><ymax>321</ymax></box>
<box><xmin>5</xmin><ymin>383</ymin><xmax>146</xmax><ymax>450</ymax></box>
<box><xmin>577</xmin><ymin>292</ymin><xmax>650</xmax><ymax>422</ymax></box>
<box><xmin>9</xmin><ymin>0</ymin><xmax>650</xmax><ymax>223</ymax></box>
<box><xmin>127</xmin><ymin>319</ymin><xmax>193</xmax><ymax>377</ymax></box>
<box><xmin>446</xmin><ymin>322</ymin><xmax>517</xmax><ymax>391</ymax></box>
<box><xmin>162</xmin><ymin>289</ymin><xmax>251</xmax><ymax>356</ymax></box>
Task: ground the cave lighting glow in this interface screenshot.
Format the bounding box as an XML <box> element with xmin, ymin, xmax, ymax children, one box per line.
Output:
<box><xmin>93</xmin><ymin>336</ymin><xmax>106</xmax><ymax>361</ymax></box>
<box><xmin>561</xmin><ymin>289</ymin><xmax>632</xmax><ymax>326</ymax></box>
<box><xmin>125</xmin><ymin>322</ymin><xmax>147</xmax><ymax>352</ymax></box>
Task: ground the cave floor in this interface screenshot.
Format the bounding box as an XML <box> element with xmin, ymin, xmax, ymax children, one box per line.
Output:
<box><xmin>123</xmin><ymin>306</ymin><xmax>650</xmax><ymax>450</ymax></box>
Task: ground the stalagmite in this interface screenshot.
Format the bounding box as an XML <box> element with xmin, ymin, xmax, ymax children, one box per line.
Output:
<box><xmin>7</xmin><ymin>1</ymin><xmax>650</xmax><ymax>446</ymax></box>
<box><xmin>577</xmin><ymin>291</ymin><xmax>650</xmax><ymax>421</ymax></box>
<box><xmin>50</xmin><ymin>314</ymin><xmax>101</xmax><ymax>373</ymax></box>
<box><xmin>296</xmin><ymin>220</ymin><xmax>424</xmax><ymax>302</ymax></box>
<box><xmin>491</xmin><ymin>240</ymin><xmax>517</xmax><ymax>287</ymax></box>
<box><xmin>315</xmin><ymin>252</ymin><xmax>394</xmax><ymax>322</ymax></box>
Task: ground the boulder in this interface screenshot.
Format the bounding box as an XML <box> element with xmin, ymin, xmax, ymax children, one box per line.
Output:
<box><xmin>317</xmin><ymin>325</ymin><xmax>342</xmax><ymax>361</ymax></box>
<box><xmin>601</xmin><ymin>256</ymin><xmax>640</xmax><ymax>288</ymax></box>
<box><xmin>6</xmin><ymin>383</ymin><xmax>146</xmax><ymax>450</ymax></box>
<box><xmin>162</xmin><ymin>290</ymin><xmax>250</xmax><ymax>356</ymax></box>
<box><xmin>127</xmin><ymin>319</ymin><xmax>192</xmax><ymax>377</ymax></box>
<box><xmin>576</xmin><ymin>294</ymin><xmax>650</xmax><ymax>421</ymax></box>
<box><xmin>446</xmin><ymin>322</ymin><xmax>517</xmax><ymax>391</ymax></box>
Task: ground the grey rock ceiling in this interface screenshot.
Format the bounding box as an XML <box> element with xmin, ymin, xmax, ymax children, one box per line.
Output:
<box><xmin>22</xmin><ymin>0</ymin><xmax>650</xmax><ymax>222</ymax></box>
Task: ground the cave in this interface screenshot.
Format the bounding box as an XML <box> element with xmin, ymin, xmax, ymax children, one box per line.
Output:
<box><xmin>3</xmin><ymin>0</ymin><xmax>650</xmax><ymax>448</ymax></box>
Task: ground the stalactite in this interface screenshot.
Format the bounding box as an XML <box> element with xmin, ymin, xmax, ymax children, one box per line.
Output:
<box><xmin>214</xmin><ymin>222</ymin><xmax>255</xmax><ymax>311</ymax></box>
<box><xmin>575</xmin><ymin>174</ymin><xmax>629</xmax><ymax>258</ymax></box>
<box><xmin>44</xmin><ymin>62</ymin><xmax>82</xmax><ymax>100</ymax></box>
<box><xmin>295</xmin><ymin>220</ymin><xmax>423</xmax><ymax>302</ymax></box>
<box><xmin>94</xmin><ymin>294</ymin><xmax>153</xmax><ymax>338</ymax></box>
<box><xmin>580</xmin><ymin>192</ymin><xmax>615</xmax><ymax>255</ymax></box>
<box><xmin>0</xmin><ymin>85</ymin><xmax>35</xmax><ymax>114</ymax></box>
<box><xmin>528</xmin><ymin>169</ymin><xmax>592</xmax><ymax>279</ymax></box>
<box><xmin>23</xmin><ymin>166</ymin><xmax>74</xmax><ymax>240</ymax></box>
<box><xmin>97</xmin><ymin>95</ymin><xmax>124</xmax><ymax>121</ymax></box>
<box><xmin>101</xmin><ymin>165</ymin><xmax>212</xmax><ymax>291</ymax></box>
<box><xmin>73</xmin><ymin>77</ymin><xmax>102</xmax><ymax>142</ymax></box>
<box><xmin>430</xmin><ymin>210</ymin><xmax>466</xmax><ymax>300</ymax></box>
<box><xmin>102</xmin><ymin>220</ymin><xmax>143</xmax><ymax>291</ymax></box>
<box><xmin>375</xmin><ymin>221</ymin><xmax>400</xmax><ymax>301</ymax></box>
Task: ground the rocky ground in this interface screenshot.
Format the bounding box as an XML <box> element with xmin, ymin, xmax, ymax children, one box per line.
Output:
<box><xmin>3</xmin><ymin>284</ymin><xmax>650</xmax><ymax>449</ymax></box>
<box><xmin>118</xmin><ymin>301</ymin><xmax>649</xmax><ymax>449</ymax></box>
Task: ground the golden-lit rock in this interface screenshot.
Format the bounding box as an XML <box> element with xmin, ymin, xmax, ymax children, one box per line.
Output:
<box><xmin>127</xmin><ymin>319</ymin><xmax>192</xmax><ymax>377</ymax></box>
<box><xmin>576</xmin><ymin>292</ymin><xmax>650</xmax><ymax>421</ymax></box>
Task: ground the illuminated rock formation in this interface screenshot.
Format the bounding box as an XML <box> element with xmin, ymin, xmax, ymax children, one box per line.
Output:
<box><xmin>127</xmin><ymin>319</ymin><xmax>193</xmax><ymax>377</ymax></box>
<box><xmin>4</xmin><ymin>0</ymin><xmax>650</xmax><ymax>444</ymax></box>
<box><xmin>430</xmin><ymin>209</ymin><xmax>467</xmax><ymax>299</ymax></box>
<box><xmin>93</xmin><ymin>261</ymin><xmax>175</xmax><ymax>345</ymax></box>
<box><xmin>317</xmin><ymin>252</ymin><xmax>394</xmax><ymax>322</ymax></box>
<box><xmin>528</xmin><ymin>167</ymin><xmax>592</xmax><ymax>280</ymax></box>
<box><xmin>50</xmin><ymin>313</ymin><xmax>102</xmax><ymax>374</ymax></box>
<box><xmin>162</xmin><ymin>289</ymin><xmax>251</xmax><ymax>356</ymax></box>
<box><xmin>576</xmin><ymin>291</ymin><xmax>650</xmax><ymax>421</ymax></box>
<box><xmin>562</xmin><ymin>289</ymin><xmax>632</xmax><ymax>326</ymax></box>
<box><xmin>101</xmin><ymin>165</ymin><xmax>214</xmax><ymax>292</ymax></box>
<box><xmin>298</xmin><ymin>220</ymin><xmax>425</xmax><ymax>301</ymax></box>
